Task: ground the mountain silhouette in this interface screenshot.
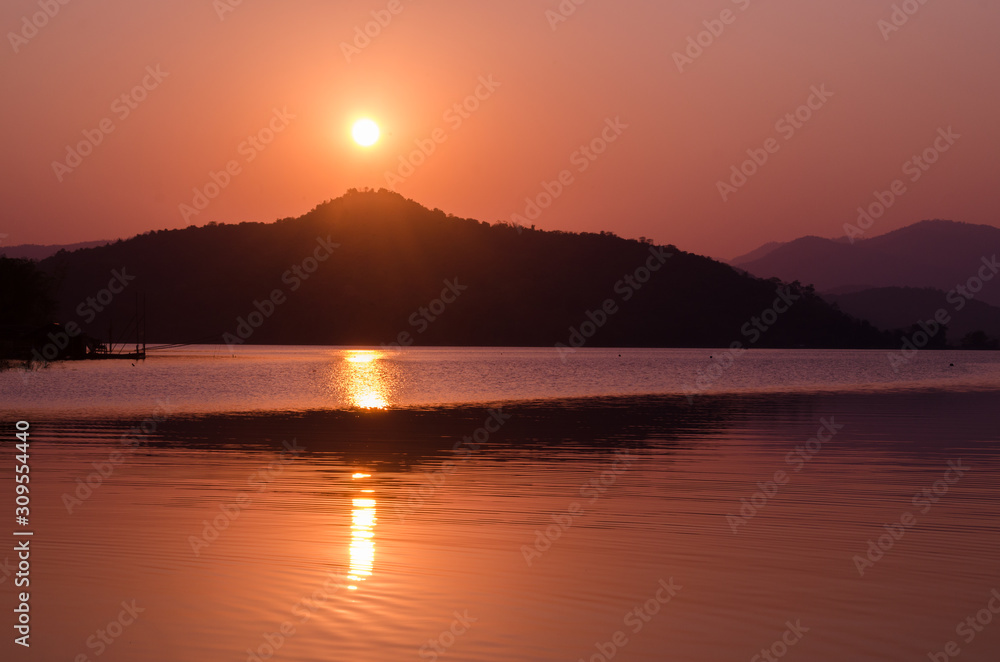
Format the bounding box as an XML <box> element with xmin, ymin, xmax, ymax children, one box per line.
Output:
<box><xmin>1</xmin><ymin>240</ymin><xmax>112</xmax><ymax>261</ymax></box>
<box><xmin>34</xmin><ymin>189</ymin><xmax>888</xmax><ymax>349</ymax></box>
<box><xmin>826</xmin><ymin>286</ymin><xmax>1000</xmax><ymax>345</ymax></box>
<box><xmin>735</xmin><ymin>220</ymin><xmax>1000</xmax><ymax>307</ymax></box>
<box><xmin>727</xmin><ymin>241</ymin><xmax>786</xmax><ymax>266</ymax></box>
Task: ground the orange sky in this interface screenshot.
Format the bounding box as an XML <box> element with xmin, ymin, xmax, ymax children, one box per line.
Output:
<box><xmin>2</xmin><ymin>0</ymin><xmax>999</xmax><ymax>259</ymax></box>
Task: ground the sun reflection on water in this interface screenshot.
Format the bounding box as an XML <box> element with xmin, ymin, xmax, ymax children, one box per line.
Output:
<box><xmin>348</xmin><ymin>472</ymin><xmax>376</xmax><ymax>591</ymax></box>
<box><xmin>339</xmin><ymin>350</ymin><xmax>393</xmax><ymax>409</ymax></box>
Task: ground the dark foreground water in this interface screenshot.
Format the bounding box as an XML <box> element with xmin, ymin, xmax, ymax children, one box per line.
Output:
<box><xmin>1</xmin><ymin>348</ymin><xmax>998</xmax><ymax>661</ymax></box>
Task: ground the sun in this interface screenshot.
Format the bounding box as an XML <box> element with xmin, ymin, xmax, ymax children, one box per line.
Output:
<box><xmin>352</xmin><ymin>119</ymin><xmax>380</xmax><ymax>147</ymax></box>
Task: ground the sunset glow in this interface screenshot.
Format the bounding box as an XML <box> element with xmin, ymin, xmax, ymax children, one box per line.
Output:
<box><xmin>5</xmin><ymin>1</ymin><xmax>997</xmax><ymax>258</ymax></box>
<box><xmin>4</xmin><ymin>2</ymin><xmax>1000</xmax><ymax>660</ymax></box>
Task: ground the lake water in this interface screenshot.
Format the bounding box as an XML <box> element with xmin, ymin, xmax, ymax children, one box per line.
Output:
<box><xmin>1</xmin><ymin>347</ymin><xmax>999</xmax><ymax>661</ymax></box>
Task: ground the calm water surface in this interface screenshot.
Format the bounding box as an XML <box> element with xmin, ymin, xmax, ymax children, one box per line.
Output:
<box><xmin>1</xmin><ymin>348</ymin><xmax>998</xmax><ymax>661</ymax></box>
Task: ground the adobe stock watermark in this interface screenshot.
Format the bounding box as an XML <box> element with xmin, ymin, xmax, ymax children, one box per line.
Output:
<box><xmin>886</xmin><ymin>254</ymin><xmax>997</xmax><ymax>372</ymax></box>
<box><xmin>384</xmin><ymin>75</ymin><xmax>500</xmax><ymax>188</ymax></box>
<box><xmin>213</xmin><ymin>0</ymin><xmax>246</xmax><ymax>21</ymax></box>
<box><xmin>522</xmin><ymin>450</ymin><xmax>638</xmax><ymax>566</ymax></box>
<box><xmin>394</xmin><ymin>408</ymin><xmax>510</xmax><ymax>522</ymax></box>
<box><xmin>928</xmin><ymin>589</ymin><xmax>1000</xmax><ymax>662</ymax></box>
<box><xmin>52</xmin><ymin>65</ymin><xmax>169</xmax><ymax>183</ymax></box>
<box><xmin>717</xmin><ymin>84</ymin><xmax>833</xmax><ymax>202</ymax></box>
<box><xmin>244</xmin><ymin>570</ymin><xmax>350</xmax><ymax>662</ymax></box>
<box><xmin>62</xmin><ymin>399</ymin><xmax>175</xmax><ymax>513</ymax></box>
<box><xmin>24</xmin><ymin>267</ymin><xmax>135</xmax><ymax>375</ymax></box>
<box><xmin>672</xmin><ymin>0</ymin><xmax>753</xmax><ymax>73</ymax></box>
<box><xmin>727</xmin><ymin>418</ymin><xmax>845</xmax><ymax>533</ymax></box>
<box><xmin>7</xmin><ymin>0</ymin><xmax>73</xmax><ymax>54</ymax></box>
<box><xmin>72</xmin><ymin>600</ymin><xmax>145</xmax><ymax>661</ymax></box>
<box><xmin>878</xmin><ymin>0</ymin><xmax>933</xmax><ymax>41</ymax></box>
<box><xmin>554</xmin><ymin>244</ymin><xmax>671</xmax><ymax>361</ymax></box>
<box><xmin>545</xmin><ymin>0</ymin><xmax>588</xmax><ymax>31</ymax></box>
<box><xmin>340</xmin><ymin>0</ymin><xmax>409</xmax><ymax>63</ymax></box>
<box><xmin>0</xmin><ymin>556</ymin><xmax>14</xmax><ymax>586</ymax></box>
<box><xmin>843</xmin><ymin>127</ymin><xmax>960</xmax><ymax>242</ymax></box>
<box><xmin>381</xmin><ymin>278</ymin><xmax>468</xmax><ymax>350</ymax></box>
<box><xmin>575</xmin><ymin>578</ymin><xmax>682</xmax><ymax>662</ymax></box>
<box><xmin>179</xmin><ymin>107</ymin><xmax>295</xmax><ymax>222</ymax></box>
<box><xmin>223</xmin><ymin>235</ymin><xmax>338</xmax><ymax>349</ymax></box>
<box><xmin>852</xmin><ymin>459</ymin><xmax>969</xmax><ymax>577</ymax></box>
<box><xmin>418</xmin><ymin>610</ymin><xmax>478</xmax><ymax>661</ymax></box>
<box><xmin>680</xmin><ymin>286</ymin><xmax>801</xmax><ymax>402</ymax></box>
<box><xmin>510</xmin><ymin>117</ymin><xmax>628</xmax><ymax>227</ymax></box>
<box><xmin>188</xmin><ymin>439</ymin><xmax>304</xmax><ymax>556</ymax></box>
<box><xmin>750</xmin><ymin>620</ymin><xmax>810</xmax><ymax>662</ymax></box>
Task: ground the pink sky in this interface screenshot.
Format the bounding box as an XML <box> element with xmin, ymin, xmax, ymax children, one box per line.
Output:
<box><xmin>2</xmin><ymin>0</ymin><xmax>998</xmax><ymax>259</ymax></box>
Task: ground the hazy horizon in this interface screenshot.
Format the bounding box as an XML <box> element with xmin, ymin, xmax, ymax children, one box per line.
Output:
<box><xmin>5</xmin><ymin>190</ymin><xmax>987</xmax><ymax>263</ymax></box>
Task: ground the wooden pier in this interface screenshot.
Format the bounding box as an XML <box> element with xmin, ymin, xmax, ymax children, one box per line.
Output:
<box><xmin>83</xmin><ymin>292</ymin><xmax>147</xmax><ymax>361</ymax></box>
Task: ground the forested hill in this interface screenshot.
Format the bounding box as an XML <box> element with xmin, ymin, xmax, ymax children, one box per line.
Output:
<box><xmin>38</xmin><ymin>189</ymin><xmax>887</xmax><ymax>348</ymax></box>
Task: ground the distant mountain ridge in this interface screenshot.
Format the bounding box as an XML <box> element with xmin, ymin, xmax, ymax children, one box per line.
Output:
<box><xmin>36</xmin><ymin>189</ymin><xmax>888</xmax><ymax>349</ymax></box>
<box><xmin>728</xmin><ymin>241</ymin><xmax>786</xmax><ymax>266</ymax></box>
<box><xmin>825</xmin><ymin>286</ymin><xmax>1000</xmax><ymax>345</ymax></box>
<box><xmin>735</xmin><ymin>220</ymin><xmax>1000</xmax><ymax>307</ymax></box>
<box><xmin>1</xmin><ymin>240</ymin><xmax>112</xmax><ymax>261</ymax></box>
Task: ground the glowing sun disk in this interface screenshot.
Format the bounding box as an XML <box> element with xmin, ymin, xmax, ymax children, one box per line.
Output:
<box><xmin>352</xmin><ymin>119</ymin><xmax>380</xmax><ymax>146</ymax></box>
